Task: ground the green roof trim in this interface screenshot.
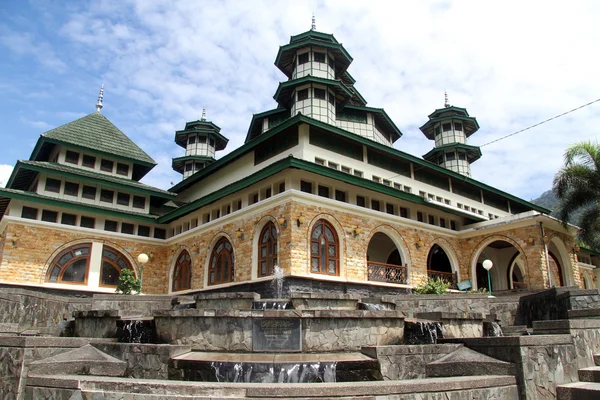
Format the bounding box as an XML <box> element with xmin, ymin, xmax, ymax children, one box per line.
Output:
<box><xmin>33</xmin><ymin>112</ymin><xmax>156</xmax><ymax>165</ymax></box>
<box><xmin>160</xmin><ymin>155</ymin><xmax>492</xmax><ymax>224</ymax></box>
<box><xmin>289</xmin><ymin>30</ymin><xmax>340</xmax><ymax>45</ymax></box>
<box><xmin>422</xmin><ymin>144</ymin><xmax>482</xmax><ymax>163</ymax></box>
<box><xmin>273</xmin><ymin>76</ymin><xmax>354</xmax><ymax>108</ymax></box>
<box><xmin>427</xmin><ymin>106</ymin><xmax>471</xmax><ymax>119</ymax></box>
<box><xmin>172</xmin><ymin>156</ymin><xmax>215</xmax><ymax>174</ymax></box>
<box><xmin>244</xmin><ymin>108</ymin><xmax>290</xmax><ymax>143</ymax></box>
<box><xmin>169</xmin><ymin>114</ymin><xmax>550</xmax><ymax>215</ymax></box>
<box><xmin>0</xmin><ymin>187</ymin><xmax>159</xmax><ymax>223</ymax></box>
<box><xmin>343</xmin><ymin>105</ymin><xmax>402</xmax><ymax>142</ymax></box>
<box><xmin>7</xmin><ymin>161</ymin><xmax>175</xmax><ymax>199</ymax></box>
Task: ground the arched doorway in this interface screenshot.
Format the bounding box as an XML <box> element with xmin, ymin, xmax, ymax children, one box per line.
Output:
<box><xmin>548</xmin><ymin>250</ymin><xmax>565</xmax><ymax>287</ymax></box>
<box><xmin>366</xmin><ymin>232</ymin><xmax>407</xmax><ymax>284</ymax></box>
<box><xmin>473</xmin><ymin>239</ymin><xmax>525</xmax><ymax>292</ymax></box>
<box><xmin>427</xmin><ymin>244</ymin><xmax>457</xmax><ymax>288</ymax></box>
<box><xmin>507</xmin><ymin>254</ymin><xmax>527</xmax><ymax>289</ymax></box>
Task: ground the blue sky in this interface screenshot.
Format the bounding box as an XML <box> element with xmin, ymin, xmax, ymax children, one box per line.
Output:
<box><xmin>1</xmin><ymin>0</ymin><xmax>599</xmax><ymax>201</ymax></box>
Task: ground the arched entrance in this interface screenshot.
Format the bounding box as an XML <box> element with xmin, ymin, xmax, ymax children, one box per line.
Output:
<box><xmin>507</xmin><ymin>254</ymin><xmax>527</xmax><ymax>290</ymax></box>
<box><xmin>548</xmin><ymin>251</ymin><xmax>565</xmax><ymax>287</ymax></box>
<box><xmin>427</xmin><ymin>244</ymin><xmax>457</xmax><ymax>288</ymax></box>
<box><xmin>473</xmin><ymin>239</ymin><xmax>526</xmax><ymax>292</ymax></box>
<box><xmin>366</xmin><ymin>232</ymin><xmax>407</xmax><ymax>284</ymax></box>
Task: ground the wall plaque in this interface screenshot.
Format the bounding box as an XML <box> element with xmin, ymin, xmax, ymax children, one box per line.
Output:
<box><xmin>252</xmin><ymin>318</ymin><xmax>301</xmax><ymax>352</ymax></box>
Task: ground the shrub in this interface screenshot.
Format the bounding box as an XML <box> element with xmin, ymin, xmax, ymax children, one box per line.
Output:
<box><xmin>413</xmin><ymin>278</ymin><xmax>451</xmax><ymax>294</ymax></box>
<box><xmin>115</xmin><ymin>269</ymin><xmax>141</xmax><ymax>295</ymax></box>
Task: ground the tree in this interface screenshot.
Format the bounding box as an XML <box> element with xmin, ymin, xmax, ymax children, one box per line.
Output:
<box><xmin>553</xmin><ymin>141</ymin><xmax>600</xmax><ymax>250</ymax></box>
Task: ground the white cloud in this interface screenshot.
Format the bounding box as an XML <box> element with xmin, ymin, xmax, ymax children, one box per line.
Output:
<box><xmin>3</xmin><ymin>0</ymin><xmax>600</xmax><ymax>201</ymax></box>
<box><xmin>0</xmin><ymin>165</ymin><xmax>14</xmax><ymax>188</ymax></box>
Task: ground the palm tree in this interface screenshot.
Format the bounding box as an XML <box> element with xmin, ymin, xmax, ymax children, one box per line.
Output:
<box><xmin>553</xmin><ymin>141</ymin><xmax>600</xmax><ymax>249</ymax></box>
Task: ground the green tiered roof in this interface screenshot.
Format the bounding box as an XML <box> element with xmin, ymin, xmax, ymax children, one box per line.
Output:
<box><xmin>419</xmin><ymin>106</ymin><xmax>480</xmax><ymax>139</ymax></box>
<box><xmin>174</xmin><ymin>120</ymin><xmax>228</xmax><ymax>150</ymax></box>
<box><xmin>30</xmin><ymin>112</ymin><xmax>156</xmax><ymax>180</ymax></box>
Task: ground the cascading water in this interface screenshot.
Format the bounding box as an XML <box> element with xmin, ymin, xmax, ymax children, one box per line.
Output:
<box><xmin>405</xmin><ymin>321</ymin><xmax>444</xmax><ymax>344</ymax></box>
<box><xmin>486</xmin><ymin>321</ymin><xmax>504</xmax><ymax>337</ymax></box>
<box><xmin>271</xmin><ymin>264</ymin><xmax>284</xmax><ymax>299</ymax></box>
<box><xmin>210</xmin><ymin>361</ymin><xmax>337</xmax><ymax>383</ymax></box>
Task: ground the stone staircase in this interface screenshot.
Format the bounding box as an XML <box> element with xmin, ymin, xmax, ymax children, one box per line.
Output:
<box><xmin>557</xmin><ymin>354</ymin><xmax>600</xmax><ymax>399</ymax></box>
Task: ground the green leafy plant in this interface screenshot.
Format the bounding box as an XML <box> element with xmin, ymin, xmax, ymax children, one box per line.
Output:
<box><xmin>115</xmin><ymin>269</ymin><xmax>141</xmax><ymax>295</ymax></box>
<box><xmin>413</xmin><ymin>278</ymin><xmax>451</xmax><ymax>294</ymax></box>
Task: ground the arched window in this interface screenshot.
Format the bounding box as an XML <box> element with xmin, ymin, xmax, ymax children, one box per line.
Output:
<box><xmin>47</xmin><ymin>244</ymin><xmax>91</xmax><ymax>284</ymax></box>
<box><xmin>101</xmin><ymin>246</ymin><xmax>133</xmax><ymax>287</ymax></box>
<box><xmin>258</xmin><ymin>222</ymin><xmax>278</xmax><ymax>277</ymax></box>
<box><xmin>310</xmin><ymin>219</ymin><xmax>339</xmax><ymax>276</ymax></box>
<box><xmin>209</xmin><ymin>237</ymin><xmax>234</xmax><ymax>285</ymax></box>
<box><xmin>172</xmin><ymin>250</ymin><xmax>192</xmax><ymax>292</ymax></box>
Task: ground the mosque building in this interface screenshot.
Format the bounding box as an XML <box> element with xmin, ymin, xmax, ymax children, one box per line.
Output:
<box><xmin>0</xmin><ymin>24</ymin><xmax>593</xmax><ymax>296</ymax></box>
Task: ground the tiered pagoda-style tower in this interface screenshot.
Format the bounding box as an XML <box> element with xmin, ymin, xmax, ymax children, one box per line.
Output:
<box><xmin>244</xmin><ymin>21</ymin><xmax>402</xmax><ymax>147</ymax></box>
<box><xmin>172</xmin><ymin>109</ymin><xmax>229</xmax><ymax>180</ymax></box>
<box><xmin>419</xmin><ymin>95</ymin><xmax>481</xmax><ymax>177</ymax></box>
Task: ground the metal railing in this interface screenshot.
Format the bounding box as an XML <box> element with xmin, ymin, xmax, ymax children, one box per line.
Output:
<box><xmin>427</xmin><ymin>269</ymin><xmax>458</xmax><ymax>289</ymax></box>
<box><xmin>367</xmin><ymin>262</ymin><xmax>408</xmax><ymax>284</ymax></box>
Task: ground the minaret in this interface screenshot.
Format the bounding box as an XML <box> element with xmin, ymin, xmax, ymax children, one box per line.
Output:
<box><xmin>273</xmin><ymin>22</ymin><xmax>361</xmax><ymax>126</ymax></box>
<box><xmin>95</xmin><ymin>84</ymin><xmax>104</xmax><ymax>112</ymax></box>
<box><xmin>420</xmin><ymin>94</ymin><xmax>481</xmax><ymax>177</ymax></box>
<box><xmin>172</xmin><ymin>108</ymin><xmax>229</xmax><ymax>180</ymax></box>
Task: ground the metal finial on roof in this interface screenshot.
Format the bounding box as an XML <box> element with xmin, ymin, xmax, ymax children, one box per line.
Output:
<box><xmin>311</xmin><ymin>13</ymin><xmax>316</xmax><ymax>30</ymax></box>
<box><xmin>201</xmin><ymin>106</ymin><xmax>206</xmax><ymax>122</ymax></box>
<box><xmin>444</xmin><ymin>91</ymin><xmax>450</xmax><ymax>108</ymax></box>
<box><xmin>95</xmin><ymin>84</ymin><xmax>104</xmax><ymax>112</ymax></box>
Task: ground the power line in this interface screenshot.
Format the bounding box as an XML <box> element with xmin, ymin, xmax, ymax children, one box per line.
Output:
<box><xmin>479</xmin><ymin>97</ymin><xmax>600</xmax><ymax>147</ymax></box>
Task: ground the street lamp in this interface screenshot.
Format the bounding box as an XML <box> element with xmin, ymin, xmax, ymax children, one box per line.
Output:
<box><xmin>482</xmin><ymin>259</ymin><xmax>493</xmax><ymax>297</ymax></box>
<box><xmin>137</xmin><ymin>253</ymin><xmax>149</xmax><ymax>293</ymax></box>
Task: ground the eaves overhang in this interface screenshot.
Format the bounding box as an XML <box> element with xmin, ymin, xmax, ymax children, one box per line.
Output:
<box><xmin>0</xmin><ymin>187</ymin><xmax>159</xmax><ymax>223</ymax></box>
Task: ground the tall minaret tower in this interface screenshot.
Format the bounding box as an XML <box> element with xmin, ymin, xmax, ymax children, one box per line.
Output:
<box><xmin>272</xmin><ymin>16</ymin><xmax>365</xmax><ymax>126</ymax></box>
<box><xmin>172</xmin><ymin>108</ymin><xmax>229</xmax><ymax>180</ymax></box>
<box><xmin>419</xmin><ymin>94</ymin><xmax>481</xmax><ymax>177</ymax></box>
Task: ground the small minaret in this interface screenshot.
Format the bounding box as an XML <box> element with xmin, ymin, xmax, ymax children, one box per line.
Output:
<box><xmin>420</xmin><ymin>94</ymin><xmax>481</xmax><ymax>177</ymax></box>
<box><xmin>311</xmin><ymin>14</ymin><xmax>316</xmax><ymax>30</ymax></box>
<box><xmin>95</xmin><ymin>84</ymin><xmax>104</xmax><ymax>112</ymax></box>
<box><xmin>172</xmin><ymin>108</ymin><xmax>229</xmax><ymax>180</ymax></box>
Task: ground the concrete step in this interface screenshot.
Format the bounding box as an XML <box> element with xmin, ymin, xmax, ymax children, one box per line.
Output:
<box><xmin>501</xmin><ymin>325</ymin><xmax>531</xmax><ymax>336</ymax></box>
<box><xmin>579</xmin><ymin>366</ymin><xmax>600</xmax><ymax>382</ymax></box>
<box><xmin>557</xmin><ymin>382</ymin><xmax>600</xmax><ymax>400</ymax></box>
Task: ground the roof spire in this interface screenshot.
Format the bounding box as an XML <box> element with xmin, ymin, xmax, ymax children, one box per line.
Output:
<box><xmin>444</xmin><ymin>91</ymin><xmax>450</xmax><ymax>108</ymax></box>
<box><xmin>311</xmin><ymin>13</ymin><xmax>316</xmax><ymax>30</ymax></box>
<box><xmin>95</xmin><ymin>84</ymin><xmax>104</xmax><ymax>112</ymax></box>
<box><xmin>201</xmin><ymin>106</ymin><xmax>206</xmax><ymax>122</ymax></box>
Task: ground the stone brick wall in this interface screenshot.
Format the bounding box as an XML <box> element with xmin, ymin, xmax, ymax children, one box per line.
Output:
<box><xmin>0</xmin><ymin>199</ymin><xmax>580</xmax><ymax>295</ymax></box>
<box><xmin>362</xmin><ymin>344</ymin><xmax>463</xmax><ymax>380</ymax></box>
<box><xmin>444</xmin><ymin>335</ymin><xmax>580</xmax><ymax>400</ymax></box>
<box><xmin>0</xmin><ymin>286</ymin><xmax>91</xmax><ymax>334</ymax></box>
<box><xmin>92</xmin><ymin>342</ymin><xmax>190</xmax><ymax>379</ymax></box>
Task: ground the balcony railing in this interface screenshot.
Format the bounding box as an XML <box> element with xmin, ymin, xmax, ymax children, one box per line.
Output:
<box><xmin>367</xmin><ymin>262</ymin><xmax>408</xmax><ymax>284</ymax></box>
<box><xmin>427</xmin><ymin>270</ymin><xmax>458</xmax><ymax>289</ymax></box>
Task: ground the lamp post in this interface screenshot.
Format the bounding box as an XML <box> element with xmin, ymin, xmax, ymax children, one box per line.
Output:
<box><xmin>137</xmin><ymin>253</ymin><xmax>149</xmax><ymax>293</ymax></box>
<box><xmin>482</xmin><ymin>259</ymin><xmax>493</xmax><ymax>297</ymax></box>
